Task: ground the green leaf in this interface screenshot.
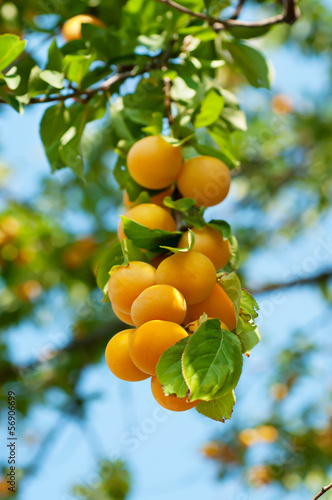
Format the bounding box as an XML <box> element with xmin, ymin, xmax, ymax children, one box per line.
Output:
<box><xmin>194</xmin><ymin>89</ymin><xmax>224</xmax><ymax>128</ymax></box>
<box><xmin>46</xmin><ymin>39</ymin><xmax>63</xmax><ymax>72</ymax></box>
<box><xmin>2</xmin><ymin>66</ymin><xmax>21</xmax><ymax>90</ymax></box>
<box><xmin>182</xmin><ymin>318</ymin><xmax>243</xmax><ymax>401</ymax></box>
<box><xmin>142</xmin><ymin>112</ymin><xmax>163</xmax><ymax>136</ymax></box>
<box><xmin>193</xmin><ymin>142</ymin><xmax>238</xmax><ymax>169</ymax></box>
<box><xmin>40</xmin><ymin>103</ymin><xmax>67</xmax><ymax>171</ymax></box>
<box><xmin>111</xmin><ymin>99</ymin><xmax>135</xmax><ymax>141</ymax></box>
<box><xmin>96</xmin><ymin>240</ymin><xmax>123</xmax><ymax>298</ymax></box>
<box><xmin>207</xmin><ymin>124</ymin><xmax>239</xmax><ymax>169</ymax></box>
<box><xmin>138</xmin><ymin>33</ymin><xmax>167</xmax><ymax>51</ymax></box>
<box><xmin>40</xmin><ymin>103</ymin><xmax>91</xmax><ymax>179</ymax></box>
<box><xmin>121</xmin><ymin>239</ymin><xmax>148</xmax><ymax>264</ymax></box>
<box><xmin>163</xmin><ymin>196</ymin><xmax>206</xmax><ymax>229</ymax></box>
<box><xmin>218</xmin><ymin>272</ymin><xmax>241</xmax><ymax>320</ymax></box>
<box><xmin>237</xmin><ymin>328</ymin><xmax>260</xmax><ymax>356</ymax></box>
<box><xmin>114</xmin><ymin>160</ymin><xmax>130</xmax><ymax>189</ymax></box>
<box><xmin>196</xmin><ymin>390</ymin><xmax>236</xmax><ymax>421</ymax></box>
<box><xmin>228</xmin><ymin>233</ymin><xmax>240</xmax><ymax>269</ymax></box>
<box><xmin>121</xmin><ymin>217</ymin><xmax>182</xmax><ymax>251</ymax></box>
<box><xmin>161</xmin><ymin>228</ymin><xmax>195</xmax><ymax>253</ymax></box>
<box><xmin>163</xmin><ymin>196</ymin><xmax>196</xmax><ymax>213</ymax></box>
<box><xmin>235</xmin><ymin>289</ymin><xmax>260</xmax><ymax>353</ymax></box>
<box><xmin>28</xmin><ymin>65</ymin><xmax>49</xmax><ymax>97</ymax></box>
<box><xmin>40</xmin><ymin>70</ymin><xmax>64</xmax><ymax>89</ymax></box>
<box><xmin>156</xmin><ymin>337</ymin><xmax>190</xmax><ymax>398</ymax></box>
<box><xmin>240</xmin><ymin>289</ymin><xmax>259</xmax><ymax>319</ymax></box>
<box><xmin>222</xmin><ymin>107</ymin><xmax>247</xmax><ymax>131</ymax></box>
<box><xmin>170</xmin><ymin>76</ymin><xmax>196</xmax><ymax>101</ymax></box>
<box><xmin>227</xmin><ymin>25</ymin><xmax>271</xmax><ymax>39</ymax></box>
<box><xmin>0</xmin><ymin>87</ymin><xmax>22</xmax><ymax>113</ymax></box>
<box><xmin>63</xmin><ymin>54</ymin><xmax>94</xmax><ymax>88</ymax></box>
<box><xmin>207</xmin><ymin>219</ymin><xmax>231</xmax><ymax>239</ymax></box>
<box><xmin>225</xmin><ymin>40</ymin><xmax>272</xmax><ymax>89</ymax></box>
<box><xmin>0</xmin><ymin>34</ymin><xmax>26</xmax><ymax>72</ymax></box>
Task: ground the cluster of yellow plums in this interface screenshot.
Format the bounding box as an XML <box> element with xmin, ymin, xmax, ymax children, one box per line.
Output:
<box><xmin>61</xmin><ymin>14</ymin><xmax>236</xmax><ymax>412</ymax></box>
<box><xmin>105</xmin><ymin>135</ymin><xmax>236</xmax><ymax>412</ymax></box>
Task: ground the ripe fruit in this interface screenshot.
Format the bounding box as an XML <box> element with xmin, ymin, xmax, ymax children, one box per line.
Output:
<box><xmin>127</xmin><ymin>136</ymin><xmax>183</xmax><ymax>190</ymax></box>
<box><xmin>112</xmin><ymin>305</ymin><xmax>135</xmax><ymax>326</ymax></box>
<box><xmin>61</xmin><ymin>15</ymin><xmax>105</xmax><ymax>42</ymax></box>
<box><xmin>108</xmin><ymin>261</ymin><xmax>156</xmax><ymax>313</ymax></box>
<box><xmin>131</xmin><ymin>284</ymin><xmax>187</xmax><ymax>327</ymax></box>
<box><xmin>178</xmin><ymin>226</ymin><xmax>231</xmax><ymax>270</ymax></box>
<box><xmin>177</xmin><ymin>156</ymin><xmax>231</xmax><ymax>207</ymax></box>
<box><xmin>123</xmin><ymin>186</ymin><xmax>173</xmax><ymax>209</ymax></box>
<box><xmin>105</xmin><ymin>330</ymin><xmax>149</xmax><ymax>381</ymax></box>
<box><xmin>156</xmin><ymin>251</ymin><xmax>216</xmax><ymax>305</ymax></box>
<box><xmin>130</xmin><ymin>320</ymin><xmax>187</xmax><ymax>375</ymax></box>
<box><xmin>150</xmin><ymin>252</ymin><xmax>168</xmax><ymax>268</ymax></box>
<box><xmin>117</xmin><ymin>203</ymin><xmax>176</xmax><ymax>240</ymax></box>
<box><xmin>186</xmin><ymin>283</ymin><xmax>237</xmax><ymax>331</ymax></box>
<box><xmin>151</xmin><ymin>376</ymin><xmax>198</xmax><ymax>411</ymax></box>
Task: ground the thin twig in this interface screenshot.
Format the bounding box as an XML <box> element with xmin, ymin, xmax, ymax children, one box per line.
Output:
<box><xmin>230</xmin><ymin>0</ymin><xmax>246</xmax><ymax>20</ymax></box>
<box><xmin>251</xmin><ymin>270</ymin><xmax>332</xmax><ymax>295</ymax></box>
<box><xmin>155</xmin><ymin>0</ymin><xmax>300</xmax><ymax>30</ymax></box>
<box><xmin>163</xmin><ymin>77</ymin><xmax>174</xmax><ymax>126</ymax></box>
<box><xmin>312</xmin><ymin>482</ymin><xmax>332</xmax><ymax>500</ymax></box>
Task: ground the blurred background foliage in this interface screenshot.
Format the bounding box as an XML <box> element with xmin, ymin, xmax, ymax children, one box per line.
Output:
<box><xmin>0</xmin><ymin>0</ymin><xmax>331</xmax><ymax>498</ymax></box>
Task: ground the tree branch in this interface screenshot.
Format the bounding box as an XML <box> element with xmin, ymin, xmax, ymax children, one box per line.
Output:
<box><xmin>229</xmin><ymin>0</ymin><xmax>246</xmax><ymax>20</ymax></box>
<box><xmin>250</xmin><ymin>270</ymin><xmax>332</xmax><ymax>295</ymax></box>
<box><xmin>163</xmin><ymin>77</ymin><xmax>174</xmax><ymax>126</ymax></box>
<box><xmin>0</xmin><ymin>68</ymin><xmax>139</xmax><ymax>106</ymax></box>
<box><xmin>0</xmin><ymin>49</ymin><xmax>179</xmax><ymax>106</ymax></box>
<box><xmin>312</xmin><ymin>482</ymin><xmax>332</xmax><ymax>500</ymax></box>
<box><xmin>155</xmin><ymin>0</ymin><xmax>300</xmax><ymax>30</ymax></box>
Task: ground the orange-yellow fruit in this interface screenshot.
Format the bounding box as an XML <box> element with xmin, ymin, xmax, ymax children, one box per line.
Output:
<box><xmin>105</xmin><ymin>329</ymin><xmax>149</xmax><ymax>381</ymax></box>
<box><xmin>131</xmin><ymin>284</ymin><xmax>187</xmax><ymax>327</ymax></box>
<box><xmin>112</xmin><ymin>305</ymin><xmax>135</xmax><ymax>326</ymax></box>
<box><xmin>271</xmin><ymin>94</ymin><xmax>293</xmax><ymax>114</ymax></box>
<box><xmin>151</xmin><ymin>376</ymin><xmax>198</xmax><ymax>412</ymax></box>
<box><xmin>186</xmin><ymin>283</ymin><xmax>237</xmax><ymax>331</ymax></box>
<box><xmin>118</xmin><ymin>203</ymin><xmax>176</xmax><ymax>240</ymax></box>
<box><xmin>61</xmin><ymin>15</ymin><xmax>105</xmax><ymax>42</ymax></box>
<box><xmin>178</xmin><ymin>226</ymin><xmax>231</xmax><ymax>270</ymax></box>
<box><xmin>108</xmin><ymin>261</ymin><xmax>156</xmax><ymax>313</ymax></box>
<box><xmin>127</xmin><ymin>136</ymin><xmax>183</xmax><ymax>190</ymax></box>
<box><xmin>123</xmin><ymin>186</ymin><xmax>173</xmax><ymax>209</ymax></box>
<box><xmin>156</xmin><ymin>251</ymin><xmax>216</xmax><ymax>305</ymax></box>
<box><xmin>150</xmin><ymin>252</ymin><xmax>169</xmax><ymax>268</ymax></box>
<box><xmin>177</xmin><ymin>156</ymin><xmax>231</xmax><ymax>207</ymax></box>
<box><xmin>130</xmin><ymin>320</ymin><xmax>187</xmax><ymax>375</ymax></box>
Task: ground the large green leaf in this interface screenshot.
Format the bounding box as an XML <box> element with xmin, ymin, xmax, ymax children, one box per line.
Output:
<box><xmin>0</xmin><ymin>34</ymin><xmax>26</xmax><ymax>72</ymax></box>
<box><xmin>225</xmin><ymin>40</ymin><xmax>272</xmax><ymax>89</ymax></box>
<box><xmin>194</xmin><ymin>89</ymin><xmax>224</xmax><ymax>128</ymax></box>
<box><xmin>193</xmin><ymin>142</ymin><xmax>238</xmax><ymax>169</ymax></box>
<box><xmin>238</xmin><ymin>328</ymin><xmax>261</xmax><ymax>356</ymax></box>
<box><xmin>156</xmin><ymin>337</ymin><xmax>190</xmax><ymax>398</ymax></box>
<box><xmin>121</xmin><ymin>217</ymin><xmax>182</xmax><ymax>251</ymax></box>
<box><xmin>163</xmin><ymin>196</ymin><xmax>206</xmax><ymax>229</ymax></box>
<box><xmin>196</xmin><ymin>390</ymin><xmax>236</xmax><ymax>421</ymax></box>
<box><xmin>182</xmin><ymin>319</ymin><xmax>243</xmax><ymax>401</ymax></box>
<box><xmin>218</xmin><ymin>272</ymin><xmax>242</xmax><ymax>320</ymax></box>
